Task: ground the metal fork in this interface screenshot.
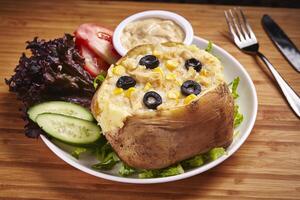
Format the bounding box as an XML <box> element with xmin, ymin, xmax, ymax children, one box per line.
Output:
<box><xmin>225</xmin><ymin>8</ymin><xmax>300</xmax><ymax>118</ymax></box>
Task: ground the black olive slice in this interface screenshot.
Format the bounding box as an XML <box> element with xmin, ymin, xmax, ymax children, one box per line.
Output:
<box><xmin>116</xmin><ymin>76</ymin><xmax>136</xmax><ymax>90</ymax></box>
<box><xmin>181</xmin><ymin>80</ymin><xmax>201</xmax><ymax>96</ymax></box>
<box><xmin>143</xmin><ymin>91</ymin><xmax>162</xmax><ymax>109</ymax></box>
<box><xmin>139</xmin><ymin>55</ymin><xmax>160</xmax><ymax>69</ymax></box>
<box><xmin>185</xmin><ymin>58</ymin><xmax>202</xmax><ymax>72</ymax></box>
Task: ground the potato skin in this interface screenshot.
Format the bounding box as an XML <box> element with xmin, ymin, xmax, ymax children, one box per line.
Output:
<box><xmin>104</xmin><ymin>83</ymin><xmax>234</xmax><ymax>169</ymax></box>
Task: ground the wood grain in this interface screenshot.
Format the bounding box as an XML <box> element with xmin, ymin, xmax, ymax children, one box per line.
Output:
<box><xmin>0</xmin><ymin>0</ymin><xmax>299</xmax><ymax>199</ymax></box>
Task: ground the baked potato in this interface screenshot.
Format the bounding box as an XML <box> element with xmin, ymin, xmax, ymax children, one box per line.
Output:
<box><xmin>91</xmin><ymin>43</ymin><xmax>234</xmax><ymax>169</ymax></box>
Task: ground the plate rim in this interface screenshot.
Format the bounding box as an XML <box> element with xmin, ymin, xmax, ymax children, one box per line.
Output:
<box><xmin>41</xmin><ymin>36</ymin><xmax>258</xmax><ymax>184</ymax></box>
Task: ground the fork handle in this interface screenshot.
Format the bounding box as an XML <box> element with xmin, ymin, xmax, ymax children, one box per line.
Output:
<box><xmin>257</xmin><ymin>52</ymin><xmax>300</xmax><ymax>118</ymax></box>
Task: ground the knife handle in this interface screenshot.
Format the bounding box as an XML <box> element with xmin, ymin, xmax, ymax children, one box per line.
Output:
<box><xmin>258</xmin><ymin>52</ymin><xmax>300</xmax><ymax>118</ymax></box>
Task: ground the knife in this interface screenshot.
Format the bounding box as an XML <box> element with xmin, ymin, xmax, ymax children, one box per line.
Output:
<box><xmin>262</xmin><ymin>14</ymin><xmax>300</xmax><ymax>72</ymax></box>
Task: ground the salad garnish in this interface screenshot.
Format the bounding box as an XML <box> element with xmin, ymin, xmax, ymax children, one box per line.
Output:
<box><xmin>205</xmin><ymin>41</ymin><xmax>213</xmax><ymax>53</ymax></box>
<box><xmin>71</xmin><ymin>147</ymin><xmax>87</xmax><ymax>159</ymax></box>
<box><xmin>119</xmin><ymin>164</ymin><xmax>136</xmax><ymax>177</ymax></box>
<box><xmin>229</xmin><ymin>77</ymin><xmax>244</xmax><ymax>128</ymax></box>
<box><xmin>93</xmin><ymin>74</ymin><xmax>106</xmax><ymax>89</ymax></box>
<box><xmin>5</xmin><ymin>34</ymin><xmax>95</xmax><ymax>138</ymax></box>
<box><xmin>230</xmin><ymin>76</ymin><xmax>240</xmax><ymax>99</ymax></box>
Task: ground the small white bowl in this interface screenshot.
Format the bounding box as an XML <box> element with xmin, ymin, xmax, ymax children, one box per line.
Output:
<box><xmin>113</xmin><ymin>10</ymin><xmax>194</xmax><ymax>56</ymax></box>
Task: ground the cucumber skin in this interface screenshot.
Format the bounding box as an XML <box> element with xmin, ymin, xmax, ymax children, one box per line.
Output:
<box><xmin>36</xmin><ymin>113</ymin><xmax>101</xmax><ymax>145</ymax></box>
<box><xmin>28</xmin><ymin>101</ymin><xmax>94</xmax><ymax>122</ymax></box>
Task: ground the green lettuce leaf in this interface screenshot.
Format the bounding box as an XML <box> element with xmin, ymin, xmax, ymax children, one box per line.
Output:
<box><xmin>93</xmin><ymin>74</ymin><xmax>106</xmax><ymax>89</ymax></box>
<box><xmin>207</xmin><ymin>147</ymin><xmax>226</xmax><ymax>161</ymax></box>
<box><xmin>229</xmin><ymin>77</ymin><xmax>244</xmax><ymax>128</ymax></box>
<box><xmin>234</xmin><ymin>105</ymin><xmax>244</xmax><ymax>128</ymax></box>
<box><xmin>230</xmin><ymin>77</ymin><xmax>240</xmax><ymax>99</ymax></box>
<box><xmin>92</xmin><ymin>158</ymin><xmax>118</xmax><ymax>170</ymax></box>
<box><xmin>119</xmin><ymin>163</ymin><xmax>136</xmax><ymax>177</ymax></box>
<box><xmin>92</xmin><ymin>142</ymin><xmax>120</xmax><ymax>170</ymax></box>
<box><xmin>181</xmin><ymin>155</ymin><xmax>204</xmax><ymax>170</ymax></box>
<box><xmin>95</xmin><ymin>143</ymin><xmax>117</xmax><ymax>162</ymax></box>
<box><xmin>159</xmin><ymin>164</ymin><xmax>184</xmax><ymax>177</ymax></box>
<box><xmin>71</xmin><ymin>147</ymin><xmax>87</xmax><ymax>159</ymax></box>
<box><xmin>138</xmin><ymin>164</ymin><xmax>184</xmax><ymax>178</ymax></box>
<box><xmin>205</xmin><ymin>41</ymin><xmax>213</xmax><ymax>53</ymax></box>
<box><xmin>138</xmin><ymin>170</ymin><xmax>159</xmax><ymax>179</ymax></box>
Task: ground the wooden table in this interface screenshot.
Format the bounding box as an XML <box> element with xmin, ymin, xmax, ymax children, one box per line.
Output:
<box><xmin>0</xmin><ymin>0</ymin><xmax>299</xmax><ymax>199</ymax></box>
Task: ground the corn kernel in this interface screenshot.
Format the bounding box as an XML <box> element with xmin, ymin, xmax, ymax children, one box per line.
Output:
<box><xmin>167</xmin><ymin>90</ymin><xmax>180</xmax><ymax>99</ymax></box>
<box><xmin>113</xmin><ymin>88</ymin><xmax>123</xmax><ymax>95</ymax></box>
<box><xmin>165</xmin><ymin>60</ymin><xmax>178</xmax><ymax>71</ymax></box>
<box><xmin>184</xmin><ymin>94</ymin><xmax>197</xmax><ymax>105</ymax></box>
<box><xmin>166</xmin><ymin>73</ymin><xmax>176</xmax><ymax>80</ymax></box>
<box><xmin>200</xmin><ymin>69</ymin><xmax>209</xmax><ymax>76</ymax></box>
<box><xmin>143</xmin><ymin>82</ymin><xmax>152</xmax><ymax>91</ymax></box>
<box><xmin>153</xmin><ymin>50</ymin><xmax>161</xmax><ymax>57</ymax></box>
<box><xmin>112</xmin><ymin>65</ymin><xmax>125</xmax><ymax>75</ymax></box>
<box><xmin>124</xmin><ymin>87</ymin><xmax>136</xmax><ymax>98</ymax></box>
<box><xmin>153</xmin><ymin>67</ymin><xmax>164</xmax><ymax>77</ymax></box>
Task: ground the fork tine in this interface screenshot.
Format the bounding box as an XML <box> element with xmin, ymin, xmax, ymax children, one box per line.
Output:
<box><xmin>233</xmin><ymin>7</ymin><xmax>250</xmax><ymax>40</ymax></box>
<box><xmin>238</xmin><ymin>8</ymin><xmax>257</xmax><ymax>40</ymax></box>
<box><xmin>229</xmin><ymin>9</ymin><xmax>244</xmax><ymax>41</ymax></box>
<box><xmin>224</xmin><ymin>10</ymin><xmax>239</xmax><ymax>42</ymax></box>
<box><xmin>225</xmin><ymin>7</ymin><xmax>258</xmax><ymax>49</ymax></box>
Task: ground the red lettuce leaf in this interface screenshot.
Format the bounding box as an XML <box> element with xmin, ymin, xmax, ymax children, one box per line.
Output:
<box><xmin>6</xmin><ymin>34</ymin><xmax>95</xmax><ymax>138</ymax></box>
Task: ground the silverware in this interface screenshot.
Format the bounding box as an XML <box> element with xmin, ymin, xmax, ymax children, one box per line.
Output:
<box><xmin>224</xmin><ymin>8</ymin><xmax>300</xmax><ymax>118</ymax></box>
<box><xmin>262</xmin><ymin>14</ymin><xmax>300</xmax><ymax>73</ymax></box>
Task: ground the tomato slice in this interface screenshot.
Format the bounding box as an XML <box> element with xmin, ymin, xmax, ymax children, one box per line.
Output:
<box><xmin>77</xmin><ymin>42</ymin><xmax>109</xmax><ymax>77</ymax></box>
<box><xmin>75</xmin><ymin>23</ymin><xmax>120</xmax><ymax>65</ymax></box>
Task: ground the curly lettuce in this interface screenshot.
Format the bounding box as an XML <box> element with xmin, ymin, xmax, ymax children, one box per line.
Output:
<box><xmin>71</xmin><ymin>147</ymin><xmax>87</xmax><ymax>159</ymax></box>
<box><xmin>234</xmin><ymin>105</ymin><xmax>244</xmax><ymax>128</ymax></box>
<box><xmin>207</xmin><ymin>147</ymin><xmax>226</xmax><ymax>161</ymax></box>
<box><xmin>230</xmin><ymin>77</ymin><xmax>240</xmax><ymax>99</ymax></box>
<box><xmin>119</xmin><ymin>163</ymin><xmax>136</xmax><ymax>177</ymax></box>
<box><xmin>6</xmin><ymin>34</ymin><xmax>95</xmax><ymax>138</ymax></box>
<box><xmin>92</xmin><ymin>142</ymin><xmax>120</xmax><ymax>170</ymax></box>
<box><xmin>229</xmin><ymin>77</ymin><xmax>244</xmax><ymax>128</ymax></box>
<box><xmin>181</xmin><ymin>155</ymin><xmax>204</xmax><ymax>170</ymax></box>
<box><xmin>93</xmin><ymin>74</ymin><xmax>106</xmax><ymax>89</ymax></box>
<box><xmin>138</xmin><ymin>164</ymin><xmax>184</xmax><ymax>178</ymax></box>
<box><xmin>205</xmin><ymin>41</ymin><xmax>213</xmax><ymax>53</ymax></box>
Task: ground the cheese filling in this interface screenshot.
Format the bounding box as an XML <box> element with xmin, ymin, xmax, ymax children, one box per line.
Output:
<box><xmin>94</xmin><ymin>43</ymin><xmax>224</xmax><ymax>132</ymax></box>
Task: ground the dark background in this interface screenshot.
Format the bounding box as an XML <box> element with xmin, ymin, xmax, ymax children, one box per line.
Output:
<box><xmin>132</xmin><ymin>0</ymin><xmax>300</xmax><ymax>8</ymax></box>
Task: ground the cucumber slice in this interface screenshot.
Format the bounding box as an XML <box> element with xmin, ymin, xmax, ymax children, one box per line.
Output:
<box><xmin>28</xmin><ymin>101</ymin><xmax>94</xmax><ymax>122</ymax></box>
<box><xmin>36</xmin><ymin>113</ymin><xmax>101</xmax><ymax>145</ymax></box>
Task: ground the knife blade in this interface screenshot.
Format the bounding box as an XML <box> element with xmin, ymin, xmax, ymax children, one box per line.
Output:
<box><xmin>262</xmin><ymin>14</ymin><xmax>300</xmax><ymax>72</ymax></box>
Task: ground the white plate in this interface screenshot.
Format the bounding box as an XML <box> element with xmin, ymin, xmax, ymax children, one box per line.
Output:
<box><xmin>41</xmin><ymin>36</ymin><xmax>258</xmax><ymax>184</ymax></box>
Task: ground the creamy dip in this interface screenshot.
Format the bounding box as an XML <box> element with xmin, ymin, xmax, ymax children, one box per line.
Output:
<box><xmin>121</xmin><ymin>18</ymin><xmax>185</xmax><ymax>51</ymax></box>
